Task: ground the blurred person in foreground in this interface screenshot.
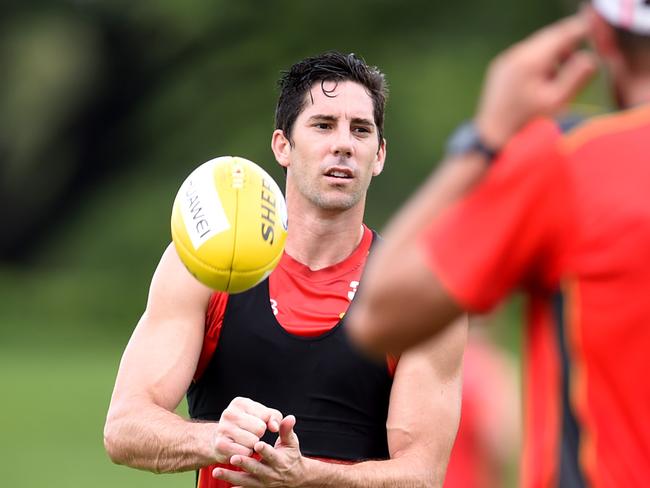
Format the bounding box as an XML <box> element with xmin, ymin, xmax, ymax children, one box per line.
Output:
<box><xmin>349</xmin><ymin>1</ymin><xmax>650</xmax><ymax>486</ymax></box>
<box><xmin>104</xmin><ymin>51</ymin><xmax>465</xmax><ymax>487</ymax></box>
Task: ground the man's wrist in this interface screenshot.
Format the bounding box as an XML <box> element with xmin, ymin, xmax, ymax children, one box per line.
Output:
<box><xmin>298</xmin><ymin>457</ymin><xmax>340</xmax><ymax>487</ymax></box>
<box><xmin>445</xmin><ymin>120</ymin><xmax>500</xmax><ymax>164</ymax></box>
<box><xmin>474</xmin><ymin>112</ymin><xmax>517</xmax><ymax>153</ymax></box>
<box><xmin>203</xmin><ymin>422</ymin><xmax>230</xmax><ymax>464</ymax></box>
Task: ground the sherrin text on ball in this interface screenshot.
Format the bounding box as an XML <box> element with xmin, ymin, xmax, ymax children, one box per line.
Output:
<box><xmin>171</xmin><ymin>156</ymin><xmax>288</xmax><ymax>293</ymax></box>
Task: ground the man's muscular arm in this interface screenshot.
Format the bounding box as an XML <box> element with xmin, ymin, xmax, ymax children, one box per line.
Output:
<box><xmin>214</xmin><ymin>318</ymin><xmax>467</xmax><ymax>487</ymax></box>
<box><xmin>347</xmin><ymin>14</ymin><xmax>596</xmax><ymax>356</ymax></box>
<box><xmin>103</xmin><ymin>244</ymin><xmax>282</xmax><ymax>473</ymax></box>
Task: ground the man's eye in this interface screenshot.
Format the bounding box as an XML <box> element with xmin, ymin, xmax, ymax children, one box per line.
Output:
<box><xmin>315</xmin><ymin>123</ymin><xmax>331</xmax><ymax>130</ymax></box>
<box><xmin>353</xmin><ymin>126</ymin><xmax>371</xmax><ymax>134</ymax></box>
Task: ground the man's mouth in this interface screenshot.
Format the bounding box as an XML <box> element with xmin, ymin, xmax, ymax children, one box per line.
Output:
<box><xmin>324</xmin><ymin>168</ymin><xmax>353</xmax><ymax>179</ymax></box>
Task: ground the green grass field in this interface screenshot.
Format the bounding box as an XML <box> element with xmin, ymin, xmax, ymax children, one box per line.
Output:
<box><xmin>0</xmin><ymin>344</ymin><xmax>193</xmax><ymax>487</ymax></box>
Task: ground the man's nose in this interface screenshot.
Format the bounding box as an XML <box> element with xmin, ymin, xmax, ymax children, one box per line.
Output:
<box><xmin>331</xmin><ymin>128</ymin><xmax>353</xmax><ymax>158</ymax></box>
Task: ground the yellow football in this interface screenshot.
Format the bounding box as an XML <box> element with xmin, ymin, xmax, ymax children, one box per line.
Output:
<box><xmin>171</xmin><ymin>156</ymin><xmax>288</xmax><ymax>293</ymax></box>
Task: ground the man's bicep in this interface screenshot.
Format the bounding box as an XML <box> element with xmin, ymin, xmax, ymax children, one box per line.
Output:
<box><xmin>114</xmin><ymin>313</ymin><xmax>202</xmax><ymax>411</ymax></box>
<box><xmin>386</xmin><ymin>318</ymin><xmax>467</xmax><ymax>461</ymax></box>
<box><xmin>110</xmin><ymin>244</ymin><xmax>213</xmax><ymax>411</ymax></box>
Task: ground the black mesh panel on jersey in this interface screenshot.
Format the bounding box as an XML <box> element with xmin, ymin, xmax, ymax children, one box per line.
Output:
<box><xmin>187</xmin><ymin>279</ymin><xmax>392</xmax><ymax>461</ymax></box>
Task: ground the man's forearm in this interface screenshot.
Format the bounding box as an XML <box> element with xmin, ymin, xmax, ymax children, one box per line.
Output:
<box><xmin>380</xmin><ymin>151</ymin><xmax>489</xmax><ymax>259</ymax></box>
<box><xmin>347</xmin><ymin>153</ymin><xmax>487</xmax><ymax>356</ymax></box>
<box><xmin>104</xmin><ymin>402</ymin><xmax>217</xmax><ymax>473</ymax></box>
<box><xmin>300</xmin><ymin>454</ymin><xmax>445</xmax><ymax>488</ymax></box>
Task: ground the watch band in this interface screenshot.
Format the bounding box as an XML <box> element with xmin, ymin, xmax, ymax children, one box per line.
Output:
<box><xmin>445</xmin><ymin>120</ymin><xmax>499</xmax><ymax>164</ymax></box>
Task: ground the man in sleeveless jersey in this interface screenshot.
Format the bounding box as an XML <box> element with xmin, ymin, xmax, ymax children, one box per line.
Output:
<box><xmin>105</xmin><ymin>52</ymin><xmax>466</xmax><ymax>487</ymax></box>
<box><xmin>350</xmin><ymin>2</ymin><xmax>650</xmax><ymax>486</ymax></box>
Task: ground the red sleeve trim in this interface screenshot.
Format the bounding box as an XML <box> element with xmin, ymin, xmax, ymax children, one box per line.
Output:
<box><xmin>417</xmin><ymin>236</ymin><xmax>480</xmax><ymax>311</ymax></box>
<box><xmin>417</xmin><ymin>118</ymin><xmax>566</xmax><ymax>312</ymax></box>
<box><xmin>194</xmin><ymin>292</ymin><xmax>229</xmax><ymax>382</ymax></box>
<box><xmin>386</xmin><ymin>354</ymin><xmax>399</xmax><ymax>378</ymax></box>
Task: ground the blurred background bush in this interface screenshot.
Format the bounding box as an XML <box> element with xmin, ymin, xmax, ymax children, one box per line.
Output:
<box><xmin>0</xmin><ymin>1</ymin><xmax>604</xmax><ymax>486</ymax></box>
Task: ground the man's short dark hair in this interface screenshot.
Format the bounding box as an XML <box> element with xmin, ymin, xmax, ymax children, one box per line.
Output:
<box><xmin>275</xmin><ymin>51</ymin><xmax>388</xmax><ymax>146</ymax></box>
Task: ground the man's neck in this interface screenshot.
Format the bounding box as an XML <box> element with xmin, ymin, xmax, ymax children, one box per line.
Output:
<box><xmin>617</xmin><ymin>72</ymin><xmax>650</xmax><ymax>108</ymax></box>
<box><xmin>284</xmin><ymin>210</ymin><xmax>365</xmax><ymax>271</ymax></box>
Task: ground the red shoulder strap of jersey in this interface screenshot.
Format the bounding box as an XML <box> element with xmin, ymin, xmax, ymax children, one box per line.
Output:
<box><xmin>194</xmin><ymin>291</ymin><xmax>229</xmax><ymax>381</ymax></box>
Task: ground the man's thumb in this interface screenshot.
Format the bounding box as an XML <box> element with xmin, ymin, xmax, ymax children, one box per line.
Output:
<box><xmin>279</xmin><ymin>415</ymin><xmax>298</xmax><ymax>447</ymax></box>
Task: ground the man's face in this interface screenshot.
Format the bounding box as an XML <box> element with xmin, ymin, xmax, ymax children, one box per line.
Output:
<box><xmin>274</xmin><ymin>80</ymin><xmax>386</xmax><ymax>212</ymax></box>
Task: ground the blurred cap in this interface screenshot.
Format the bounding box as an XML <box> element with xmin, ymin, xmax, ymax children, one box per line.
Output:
<box><xmin>593</xmin><ymin>0</ymin><xmax>650</xmax><ymax>35</ymax></box>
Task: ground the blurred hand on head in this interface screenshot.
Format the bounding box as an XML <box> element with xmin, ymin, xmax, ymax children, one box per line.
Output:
<box><xmin>476</xmin><ymin>12</ymin><xmax>598</xmax><ymax>149</ymax></box>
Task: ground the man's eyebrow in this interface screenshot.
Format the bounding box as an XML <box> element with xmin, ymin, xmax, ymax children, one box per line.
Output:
<box><xmin>307</xmin><ymin>114</ymin><xmax>337</xmax><ymax>122</ymax></box>
<box><xmin>307</xmin><ymin>114</ymin><xmax>375</xmax><ymax>127</ymax></box>
<box><xmin>351</xmin><ymin>117</ymin><xmax>375</xmax><ymax>127</ymax></box>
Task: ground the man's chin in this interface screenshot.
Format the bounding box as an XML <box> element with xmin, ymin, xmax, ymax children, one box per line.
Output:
<box><xmin>312</xmin><ymin>192</ymin><xmax>361</xmax><ymax>212</ymax></box>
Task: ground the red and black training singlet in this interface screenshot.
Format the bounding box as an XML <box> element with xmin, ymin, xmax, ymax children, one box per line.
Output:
<box><xmin>187</xmin><ymin>226</ymin><xmax>394</xmax><ymax>487</ymax></box>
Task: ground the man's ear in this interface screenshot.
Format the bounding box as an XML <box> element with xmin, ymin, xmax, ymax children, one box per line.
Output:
<box><xmin>372</xmin><ymin>138</ymin><xmax>387</xmax><ymax>176</ymax></box>
<box><xmin>271</xmin><ymin>129</ymin><xmax>291</xmax><ymax>169</ymax></box>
